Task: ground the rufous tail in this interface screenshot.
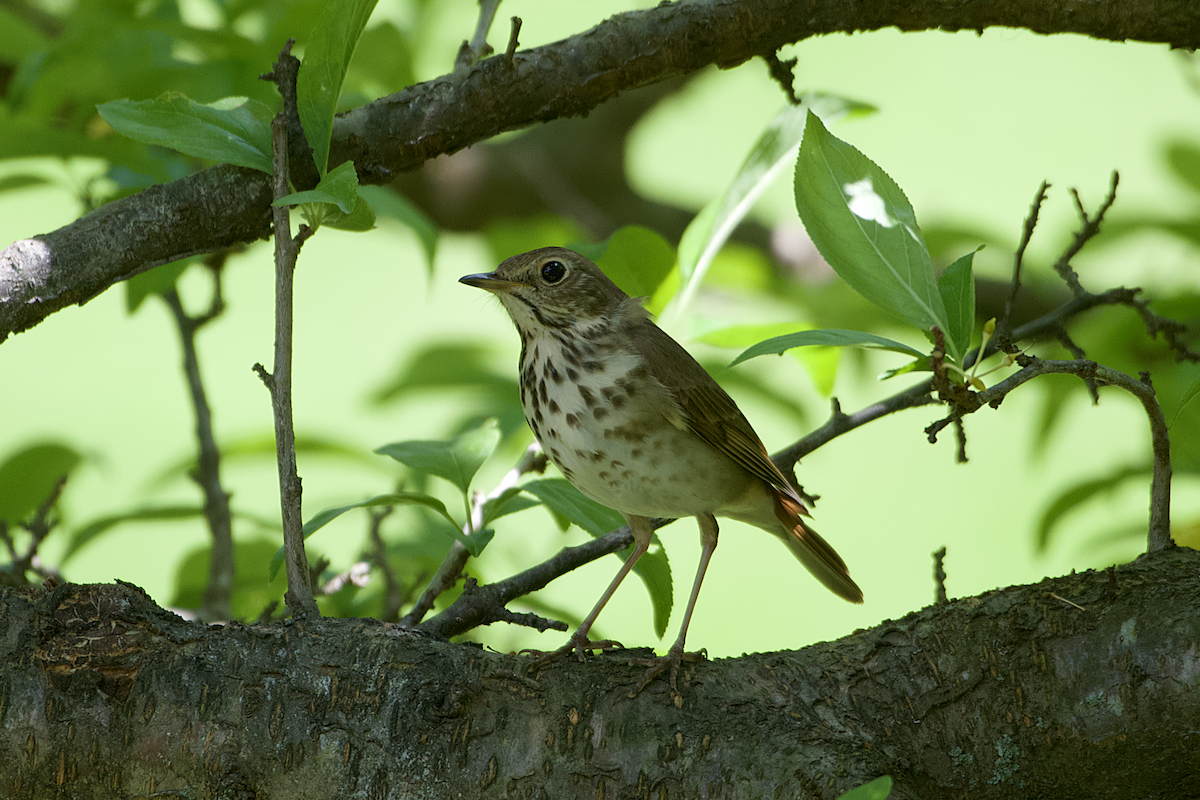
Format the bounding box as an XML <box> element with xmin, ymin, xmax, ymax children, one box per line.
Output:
<box><xmin>773</xmin><ymin>493</ymin><xmax>863</xmax><ymax>604</ymax></box>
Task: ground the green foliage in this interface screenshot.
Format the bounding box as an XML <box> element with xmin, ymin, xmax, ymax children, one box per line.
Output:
<box><xmin>0</xmin><ymin>442</ymin><xmax>81</xmax><ymax>525</ymax></box>
<box><xmin>377</xmin><ymin>418</ymin><xmax>501</xmax><ymax>495</ymax></box>
<box><xmin>729</xmin><ymin>328</ymin><xmax>926</xmax><ymax>366</ymax></box>
<box><xmin>671</xmin><ymin>93</ymin><xmax>872</xmax><ymax>324</ymax></box>
<box><xmin>795</xmin><ymin>110</ymin><xmax>969</xmax><ymax>363</ymax></box>
<box><xmin>98</xmin><ymin>95</ymin><xmax>275</xmax><ymax>173</ymax></box>
<box><xmin>836</xmin><ymin>776</ymin><xmax>892</xmax><ymax>800</ymax></box>
<box><xmin>297</xmin><ymin>0</ymin><xmax>380</xmax><ymax>174</ymax></box>
<box><xmin>574</xmin><ymin>225</ymin><xmax>676</xmax><ymax>305</ymax></box>
<box><xmin>171</xmin><ymin>538</ymin><xmax>287</xmax><ymax>619</ymax></box>
<box><xmin>522</xmin><ymin>478</ymin><xmax>673</xmax><ymax>639</ymax></box>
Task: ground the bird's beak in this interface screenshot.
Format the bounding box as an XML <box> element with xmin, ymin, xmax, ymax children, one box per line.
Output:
<box><xmin>459</xmin><ymin>272</ymin><xmax>521</xmax><ymax>294</ymax></box>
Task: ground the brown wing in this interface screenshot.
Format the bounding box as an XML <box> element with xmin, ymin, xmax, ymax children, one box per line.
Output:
<box><xmin>628</xmin><ymin>315</ymin><xmax>802</xmax><ymax>502</ymax></box>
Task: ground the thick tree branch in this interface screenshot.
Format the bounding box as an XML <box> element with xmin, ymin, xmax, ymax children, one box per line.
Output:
<box><xmin>3</xmin><ymin>0</ymin><xmax>1199</xmax><ymax>340</ymax></box>
<box><xmin>6</xmin><ymin>549</ymin><xmax>1199</xmax><ymax>798</ymax></box>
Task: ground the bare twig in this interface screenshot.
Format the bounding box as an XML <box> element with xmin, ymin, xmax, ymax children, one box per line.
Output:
<box><xmin>419</xmin><ymin>525</ymin><xmax>636</xmax><ymax>640</ymax></box>
<box><xmin>999</xmin><ymin>180</ymin><xmax>1050</xmax><ymax>337</ymax></box>
<box><xmin>761</xmin><ymin>51</ymin><xmax>799</xmax><ymax>104</ymax></box>
<box><xmin>954</xmin><ymin>356</ymin><xmax>1172</xmax><ymax>552</ymax></box>
<box><xmin>256</xmin><ymin>112</ymin><xmax>318</xmax><ymax>620</ymax></box>
<box><xmin>933</xmin><ymin>546</ymin><xmax>948</xmax><ymax>605</ymax></box>
<box><xmin>4</xmin><ymin>476</ymin><xmax>67</xmax><ymax>585</ymax></box>
<box><xmin>1053</xmin><ymin>172</ymin><xmax>1120</xmax><ymax>295</ymax></box>
<box><xmin>401</xmin><ymin>443</ymin><xmax>548</xmax><ymax>627</ymax></box>
<box><xmin>456</xmin><ymin>0</ymin><xmax>503</xmax><ymax>72</ymax></box>
<box><xmin>160</xmin><ymin>258</ymin><xmax>233</xmax><ymax>622</ymax></box>
<box><xmin>505</xmin><ymin>16</ymin><xmax>522</xmax><ymax>62</ymax></box>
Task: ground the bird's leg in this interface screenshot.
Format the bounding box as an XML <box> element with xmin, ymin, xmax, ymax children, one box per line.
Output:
<box><xmin>525</xmin><ymin>515</ymin><xmax>653</xmax><ymax>674</ymax></box>
<box><xmin>628</xmin><ymin>513</ymin><xmax>718</xmax><ymax>701</ymax></box>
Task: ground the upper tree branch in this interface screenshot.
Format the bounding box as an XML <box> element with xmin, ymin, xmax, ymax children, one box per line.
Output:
<box><xmin>2</xmin><ymin>0</ymin><xmax>1198</xmax><ymax>340</ymax></box>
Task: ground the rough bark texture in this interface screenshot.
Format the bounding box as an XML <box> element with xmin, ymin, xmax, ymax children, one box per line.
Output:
<box><xmin>2</xmin><ymin>0</ymin><xmax>1199</xmax><ymax>341</ymax></box>
<box><xmin>4</xmin><ymin>548</ymin><xmax>1198</xmax><ymax>799</ymax></box>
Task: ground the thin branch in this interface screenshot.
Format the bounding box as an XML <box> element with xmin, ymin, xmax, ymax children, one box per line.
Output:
<box><xmin>257</xmin><ymin>112</ymin><xmax>317</xmax><ymax>620</ymax></box>
<box><xmin>6</xmin><ymin>2</ymin><xmax>1200</xmax><ymax>341</ymax></box>
<box><xmin>505</xmin><ymin>16</ymin><xmax>522</xmax><ymax>62</ymax></box>
<box><xmin>160</xmin><ymin>263</ymin><xmax>233</xmax><ymax>623</ymax></box>
<box><xmin>999</xmin><ymin>180</ymin><xmax>1050</xmax><ymax>337</ymax></box>
<box><xmin>936</xmin><ymin>356</ymin><xmax>1172</xmax><ymax>553</ymax></box>
<box><xmin>1053</xmin><ymin>172</ymin><xmax>1120</xmax><ymax>295</ymax></box>
<box><xmin>761</xmin><ymin>51</ymin><xmax>799</xmax><ymax>105</ymax></box>
<box><xmin>933</xmin><ymin>546</ymin><xmax>948</xmax><ymax>605</ymax></box>
<box><xmin>419</xmin><ymin>525</ymin><xmax>635</xmax><ymax>640</ymax></box>
<box><xmin>401</xmin><ymin>444</ymin><xmax>548</xmax><ymax>627</ymax></box>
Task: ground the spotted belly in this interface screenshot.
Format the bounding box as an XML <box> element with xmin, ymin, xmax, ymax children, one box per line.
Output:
<box><xmin>518</xmin><ymin>336</ymin><xmax>753</xmax><ymax>519</ymax></box>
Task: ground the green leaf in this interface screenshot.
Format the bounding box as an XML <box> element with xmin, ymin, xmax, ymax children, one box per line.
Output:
<box><xmin>836</xmin><ymin>776</ymin><xmax>893</xmax><ymax>800</ymax></box>
<box><xmin>97</xmin><ymin>95</ymin><xmax>275</xmax><ymax>173</ymax></box>
<box><xmin>1175</xmin><ymin>369</ymin><xmax>1200</xmax><ymax>423</ymax></box>
<box><xmin>297</xmin><ymin>0</ymin><xmax>379</xmax><ymax>173</ymax></box>
<box><xmin>273</xmin><ymin>159</ymin><xmax>359</xmax><ymax>213</ymax></box>
<box><xmin>520</xmin><ymin>478</ymin><xmax>625</xmax><ymax>536</ymax></box>
<box><xmin>730</xmin><ymin>328</ymin><xmax>926</xmax><ymax>367</ymax></box>
<box><xmin>1166</xmin><ymin>140</ymin><xmax>1200</xmax><ymax>198</ymax></box>
<box><xmin>481</xmin><ymin>486</ymin><xmax>541</xmax><ymax>527</ymax></box>
<box><xmin>670</xmin><ymin>93</ymin><xmax>873</xmax><ymax>324</ymax></box>
<box><xmin>125</xmin><ymin>259</ymin><xmax>193</xmax><ymax>314</ymax></box>
<box><xmin>325</xmin><ymin>191</ymin><xmax>377</xmax><ymax>231</ymax></box>
<box><xmin>376</xmin><ymin>418</ymin><xmax>501</xmax><ymax>494</ymax></box>
<box><xmin>795</xmin><ymin>111</ymin><xmax>954</xmax><ymax>358</ymax></box>
<box><xmin>0</xmin><ymin>174</ymin><xmax>50</xmax><ymax>193</ymax></box>
<box><xmin>521</xmin><ymin>478</ymin><xmax>672</xmax><ymax>638</ymax></box>
<box><xmin>63</xmin><ymin>505</ymin><xmax>203</xmax><ymax>563</ymax></box>
<box><xmin>0</xmin><ymin>443</ymin><xmax>82</xmax><ymax>525</ymax></box>
<box><xmin>357</xmin><ymin>185</ymin><xmax>439</xmax><ymax>273</ymax></box>
<box><xmin>937</xmin><ymin>250</ymin><xmax>979</xmax><ymax>364</ymax></box>
<box><xmin>272</xmin><ymin>490</ymin><xmax>471</xmax><ymax>580</ymax></box>
<box><xmin>1035</xmin><ymin>465</ymin><xmax>1148</xmax><ymax>551</ymax></box>
<box><xmin>582</xmin><ymin>225</ymin><xmax>676</xmax><ymax>301</ymax></box>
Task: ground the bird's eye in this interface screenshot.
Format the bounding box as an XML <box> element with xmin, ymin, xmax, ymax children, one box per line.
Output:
<box><xmin>540</xmin><ymin>260</ymin><xmax>567</xmax><ymax>284</ymax></box>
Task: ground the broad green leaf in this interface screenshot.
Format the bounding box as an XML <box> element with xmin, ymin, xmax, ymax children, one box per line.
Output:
<box><xmin>325</xmin><ymin>191</ymin><xmax>377</xmax><ymax>231</ymax></box>
<box><xmin>297</xmin><ymin>0</ymin><xmax>379</xmax><ymax>173</ymax></box>
<box><xmin>170</xmin><ymin>538</ymin><xmax>286</xmax><ymax>620</ymax></box>
<box><xmin>1035</xmin><ymin>465</ymin><xmax>1148</xmax><ymax>551</ymax></box>
<box><xmin>1175</xmin><ymin>369</ymin><xmax>1200</xmax><ymax>423</ymax></box>
<box><xmin>0</xmin><ymin>443</ymin><xmax>82</xmax><ymax>525</ymax></box>
<box><xmin>669</xmin><ymin>93</ymin><xmax>873</xmax><ymax>325</ymax></box>
<box><xmin>272</xmin><ymin>491</ymin><xmax>469</xmax><ymax>580</ymax></box>
<box><xmin>577</xmin><ymin>225</ymin><xmax>675</xmax><ymax>301</ymax></box>
<box><xmin>730</xmin><ymin>328</ymin><xmax>926</xmax><ymax>367</ymax></box>
<box><xmin>98</xmin><ymin>95</ymin><xmax>274</xmax><ymax>173</ymax></box>
<box><xmin>521</xmin><ymin>478</ymin><xmax>672</xmax><ymax>638</ymax></box>
<box><xmin>795</xmin><ymin>111</ymin><xmax>954</xmax><ymax>358</ymax></box>
<box><xmin>701</xmin><ymin>323</ymin><xmax>843</xmax><ymax>396</ymax></box>
<box><xmin>273</xmin><ymin>159</ymin><xmax>359</xmax><ymax>212</ymax></box>
<box><xmin>0</xmin><ymin>174</ymin><xmax>50</xmax><ymax>193</ymax></box>
<box><xmin>125</xmin><ymin>259</ymin><xmax>193</xmax><ymax>314</ymax></box>
<box><xmin>358</xmin><ymin>185</ymin><xmax>439</xmax><ymax>273</ymax></box>
<box><xmin>836</xmin><ymin>776</ymin><xmax>893</xmax><ymax>800</ymax></box>
<box><xmin>1166</xmin><ymin>140</ymin><xmax>1200</xmax><ymax>198</ymax></box>
<box><xmin>521</xmin><ymin>478</ymin><xmax>625</xmax><ymax>537</ymax></box>
<box><xmin>936</xmin><ymin>250</ymin><xmax>979</xmax><ymax>363</ymax></box>
<box><xmin>481</xmin><ymin>486</ymin><xmax>541</xmax><ymax>527</ymax></box>
<box><xmin>62</xmin><ymin>505</ymin><xmax>203</xmax><ymax>563</ymax></box>
<box><xmin>376</xmin><ymin>418</ymin><xmax>501</xmax><ymax>493</ymax></box>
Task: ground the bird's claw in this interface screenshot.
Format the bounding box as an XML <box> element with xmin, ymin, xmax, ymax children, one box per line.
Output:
<box><xmin>626</xmin><ymin>646</ymin><xmax>708</xmax><ymax>704</ymax></box>
<box><xmin>522</xmin><ymin>634</ymin><xmax>626</xmax><ymax>675</ymax></box>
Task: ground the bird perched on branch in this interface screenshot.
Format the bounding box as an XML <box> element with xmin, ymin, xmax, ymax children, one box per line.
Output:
<box><xmin>461</xmin><ymin>247</ymin><xmax>862</xmax><ymax>697</ymax></box>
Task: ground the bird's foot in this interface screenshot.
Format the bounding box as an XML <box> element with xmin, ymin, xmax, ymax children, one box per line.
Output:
<box><xmin>624</xmin><ymin>644</ymin><xmax>708</xmax><ymax>704</ymax></box>
<box><xmin>521</xmin><ymin>632</ymin><xmax>626</xmax><ymax>675</ymax></box>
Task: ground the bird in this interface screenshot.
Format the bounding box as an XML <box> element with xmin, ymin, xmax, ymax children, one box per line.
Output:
<box><xmin>460</xmin><ymin>247</ymin><xmax>862</xmax><ymax>697</ymax></box>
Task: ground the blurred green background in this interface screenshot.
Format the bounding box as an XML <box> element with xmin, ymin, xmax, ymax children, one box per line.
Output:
<box><xmin>2</xmin><ymin>0</ymin><xmax>1198</xmax><ymax>658</ymax></box>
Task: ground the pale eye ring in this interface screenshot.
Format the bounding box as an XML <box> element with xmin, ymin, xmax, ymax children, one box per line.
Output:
<box><xmin>541</xmin><ymin>260</ymin><xmax>567</xmax><ymax>284</ymax></box>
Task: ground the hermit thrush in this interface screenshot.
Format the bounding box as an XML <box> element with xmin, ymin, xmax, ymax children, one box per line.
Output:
<box><xmin>461</xmin><ymin>247</ymin><xmax>862</xmax><ymax>695</ymax></box>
